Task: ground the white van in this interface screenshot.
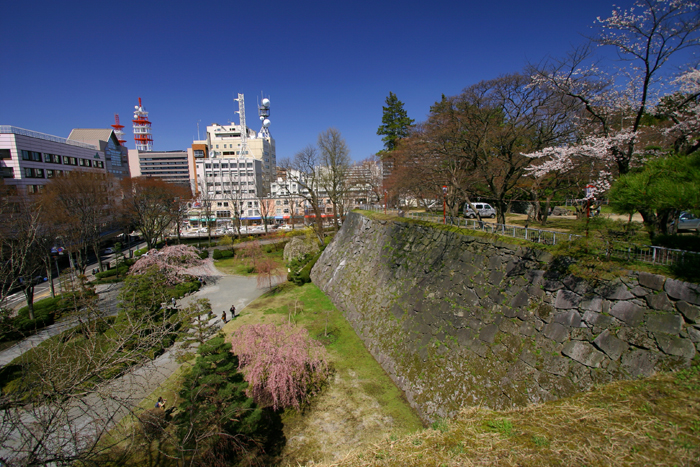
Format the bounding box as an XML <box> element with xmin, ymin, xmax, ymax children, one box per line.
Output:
<box><xmin>464</xmin><ymin>202</ymin><xmax>496</xmax><ymax>218</ymax></box>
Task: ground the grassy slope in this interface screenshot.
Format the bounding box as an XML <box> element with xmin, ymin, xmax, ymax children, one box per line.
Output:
<box><xmin>222</xmin><ymin>282</ymin><xmax>423</xmax><ymax>465</ymax></box>
<box><xmin>103</xmin><ymin>281</ymin><xmax>422</xmax><ymax>466</ymax></box>
<box><xmin>313</xmin><ymin>364</ymin><xmax>700</xmax><ymax>466</ymax></box>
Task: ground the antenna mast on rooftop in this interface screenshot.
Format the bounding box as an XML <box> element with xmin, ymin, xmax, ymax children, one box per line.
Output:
<box><xmin>132</xmin><ymin>97</ymin><xmax>153</xmax><ymax>151</ymax></box>
<box><xmin>111</xmin><ymin>114</ymin><xmax>127</xmax><ymax>146</ymax></box>
<box><xmin>234</xmin><ymin>93</ymin><xmax>248</xmax><ymax>157</ymax></box>
<box><xmin>258</xmin><ymin>95</ymin><xmax>271</xmax><ymax>138</ymax></box>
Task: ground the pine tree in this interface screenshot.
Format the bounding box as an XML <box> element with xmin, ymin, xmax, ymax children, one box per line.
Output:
<box><xmin>377</xmin><ymin>92</ymin><xmax>414</xmax><ymax>151</ymax></box>
<box><xmin>175</xmin><ymin>336</ymin><xmax>263</xmax><ymax>464</ymax></box>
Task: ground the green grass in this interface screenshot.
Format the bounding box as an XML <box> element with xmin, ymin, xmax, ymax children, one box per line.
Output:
<box><xmin>214</xmin><ymin>245</ymin><xmax>286</xmax><ymax>276</ymax></box>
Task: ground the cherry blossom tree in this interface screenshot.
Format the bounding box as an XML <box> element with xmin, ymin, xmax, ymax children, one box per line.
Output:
<box><xmin>529</xmin><ymin>0</ymin><xmax>700</xmax><ymax>181</ymax></box>
<box><xmin>230</xmin><ymin>323</ymin><xmax>331</xmax><ymax>411</ymax></box>
<box><xmin>129</xmin><ymin>244</ymin><xmax>204</xmax><ymax>285</ymax></box>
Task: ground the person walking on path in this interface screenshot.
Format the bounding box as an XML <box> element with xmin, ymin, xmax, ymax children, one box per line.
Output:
<box><xmin>221</xmin><ymin>311</ymin><xmax>227</xmax><ymax>324</ymax></box>
<box><xmin>230</xmin><ymin>305</ymin><xmax>236</xmax><ymax>318</ymax></box>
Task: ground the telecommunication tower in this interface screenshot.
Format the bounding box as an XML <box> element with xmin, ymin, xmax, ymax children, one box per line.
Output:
<box><xmin>132</xmin><ymin>97</ymin><xmax>153</xmax><ymax>151</ymax></box>
<box><xmin>234</xmin><ymin>93</ymin><xmax>247</xmax><ymax>157</ymax></box>
<box><xmin>258</xmin><ymin>97</ymin><xmax>271</xmax><ymax>138</ymax></box>
<box><xmin>111</xmin><ymin>114</ymin><xmax>127</xmax><ymax>146</ymax></box>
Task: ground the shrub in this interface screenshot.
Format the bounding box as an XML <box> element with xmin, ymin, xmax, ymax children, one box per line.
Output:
<box><xmin>173</xmin><ymin>279</ymin><xmax>201</xmax><ymax>298</ymax></box>
<box><xmin>95</xmin><ymin>265</ymin><xmax>130</xmax><ymax>279</ymax></box>
<box><xmin>197</xmin><ymin>249</ymin><xmax>209</xmax><ymax>259</ymax></box>
<box><xmin>653</xmin><ymin>234</ymin><xmax>700</xmax><ymax>252</ymax></box>
<box><xmin>220</xmin><ymin>249</ymin><xmax>234</xmax><ymax>258</ymax></box>
<box><xmin>134</xmin><ymin>248</ymin><xmax>149</xmax><ymax>257</ymax></box>
<box><xmin>230</xmin><ymin>323</ymin><xmax>331</xmax><ymax>410</ymax></box>
<box><xmin>212</xmin><ymin>249</ymin><xmax>223</xmax><ymax>260</ymax></box>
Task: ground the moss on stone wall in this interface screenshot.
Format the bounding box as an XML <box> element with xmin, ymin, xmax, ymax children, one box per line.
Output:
<box><xmin>311</xmin><ymin>212</ymin><xmax>700</xmax><ymax>423</ymax></box>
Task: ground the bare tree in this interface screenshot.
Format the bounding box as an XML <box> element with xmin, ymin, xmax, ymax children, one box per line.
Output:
<box><xmin>280</xmin><ymin>146</ymin><xmax>326</xmax><ymax>245</ymax></box>
<box><xmin>318</xmin><ymin>128</ymin><xmax>351</xmax><ymax>229</ymax></box>
<box><xmin>120</xmin><ymin>177</ymin><xmax>191</xmax><ymax>250</ymax></box>
<box><xmin>40</xmin><ymin>172</ymin><xmax>118</xmax><ymax>274</ymax></box>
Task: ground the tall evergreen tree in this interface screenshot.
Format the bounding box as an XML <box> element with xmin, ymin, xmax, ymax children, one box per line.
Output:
<box><xmin>175</xmin><ymin>337</ymin><xmax>263</xmax><ymax>464</ymax></box>
<box><xmin>377</xmin><ymin>92</ymin><xmax>414</xmax><ymax>151</ymax></box>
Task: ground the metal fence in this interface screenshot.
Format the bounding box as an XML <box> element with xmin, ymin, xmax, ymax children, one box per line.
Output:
<box><xmin>404</xmin><ymin>212</ymin><xmax>699</xmax><ymax>266</ymax></box>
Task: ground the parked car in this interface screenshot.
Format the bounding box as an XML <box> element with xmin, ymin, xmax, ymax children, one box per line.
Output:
<box><xmin>102</xmin><ymin>247</ymin><xmax>115</xmax><ymax>255</ymax></box>
<box><xmin>678</xmin><ymin>212</ymin><xmax>700</xmax><ymax>231</ymax></box>
<box><xmin>463</xmin><ymin>202</ymin><xmax>496</xmax><ymax>219</ymax></box>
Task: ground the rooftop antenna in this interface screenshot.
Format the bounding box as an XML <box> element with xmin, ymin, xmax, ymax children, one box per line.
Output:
<box><xmin>258</xmin><ymin>93</ymin><xmax>271</xmax><ymax>138</ymax></box>
<box><xmin>234</xmin><ymin>93</ymin><xmax>248</xmax><ymax>156</ymax></box>
<box><xmin>132</xmin><ymin>97</ymin><xmax>153</xmax><ymax>151</ymax></box>
<box><xmin>111</xmin><ymin>114</ymin><xmax>127</xmax><ymax>146</ymax></box>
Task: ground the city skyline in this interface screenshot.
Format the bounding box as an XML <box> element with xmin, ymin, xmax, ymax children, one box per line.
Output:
<box><xmin>1</xmin><ymin>0</ymin><xmax>680</xmax><ymax>163</ymax></box>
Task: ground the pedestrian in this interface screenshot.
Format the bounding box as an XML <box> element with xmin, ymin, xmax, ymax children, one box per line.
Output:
<box><xmin>155</xmin><ymin>396</ymin><xmax>166</xmax><ymax>409</ymax></box>
<box><xmin>171</xmin><ymin>297</ymin><xmax>176</xmax><ymax>306</ymax></box>
<box><xmin>230</xmin><ymin>305</ymin><xmax>236</xmax><ymax>318</ymax></box>
<box><xmin>221</xmin><ymin>311</ymin><xmax>227</xmax><ymax>324</ymax></box>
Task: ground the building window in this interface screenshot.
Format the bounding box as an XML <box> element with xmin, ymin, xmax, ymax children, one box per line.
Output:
<box><xmin>47</xmin><ymin>169</ymin><xmax>55</xmax><ymax>178</ymax></box>
<box><xmin>24</xmin><ymin>168</ymin><xmax>44</xmax><ymax>178</ymax></box>
<box><xmin>0</xmin><ymin>149</ymin><xmax>11</xmax><ymax>159</ymax></box>
<box><xmin>27</xmin><ymin>184</ymin><xmax>44</xmax><ymax>194</ymax></box>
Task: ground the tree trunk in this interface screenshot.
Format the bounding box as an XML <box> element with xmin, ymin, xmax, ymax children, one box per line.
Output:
<box><xmin>23</xmin><ymin>285</ymin><xmax>36</xmax><ymax>320</ymax></box>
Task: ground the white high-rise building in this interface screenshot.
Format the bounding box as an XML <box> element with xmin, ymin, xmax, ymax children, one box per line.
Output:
<box><xmin>193</xmin><ymin>123</ymin><xmax>276</xmax><ymax>187</ymax></box>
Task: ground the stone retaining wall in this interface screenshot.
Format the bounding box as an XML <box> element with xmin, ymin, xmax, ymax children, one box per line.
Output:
<box><xmin>310</xmin><ymin>212</ymin><xmax>700</xmax><ymax>423</ymax></box>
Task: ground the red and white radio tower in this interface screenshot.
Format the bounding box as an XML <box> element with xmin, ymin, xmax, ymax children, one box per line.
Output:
<box><xmin>111</xmin><ymin>114</ymin><xmax>127</xmax><ymax>146</ymax></box>
<box><xmin>132</xmin><ymin>97</ymin><xmax>153</xmax><ymax>151</ymax></box>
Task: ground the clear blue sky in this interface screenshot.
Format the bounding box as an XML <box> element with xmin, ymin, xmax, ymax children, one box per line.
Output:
<box><xmin>1</xmin><ymin>0</ymin><xmax>640</xmax><ymax>162</ymax></box>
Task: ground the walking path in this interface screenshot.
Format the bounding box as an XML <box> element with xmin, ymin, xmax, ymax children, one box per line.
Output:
<box><xmin>0</xmin><ymin>283</ymin><xmax>122</xmax><ymax>367</ymax></box>
<box><xmin>0</xmin><ymin>259</ymin><xmax>282</xmax><ymax>463</ymax></box>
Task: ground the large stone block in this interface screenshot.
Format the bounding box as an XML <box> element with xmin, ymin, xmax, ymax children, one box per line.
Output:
<box><xmin>593</xmin><ymin>330</ymin><xmax>626</xmax><ymax>361</ymax></box>
<box><xmin>543</xmin><ymin>322</ymin><xmax>569</xmax><ymax>343</ymax></box>
<box><xmin>677</xmin><ymin>301</ymin><xmax>700</xmax><ymax>324</ymax></box>
<box><xmin>604</xmin><ymin>284</ymin><xmax>635</xmax><ymax>300</ymax></box>
<box><xmin>616</xmin><ymin>327</ymin><xmax>656</xmax><ymax>350</ymax></box>
<box><xmin>621</xmin><ymin>349</ymin><xmax>657</xmax><ymax>378</ymax></box>
<box><xmin>582</xmin><ymin>310</ymin><xmax>614</xmax><ymax>328</ymax></box>
<box><xmin>554</xmin><ymin>290</ymin><xmax>582</xmax><ymax>309</ymax></box>
<box><xmin>478</xmin><ymin>323</ymin><xmax>499</xmax><ymax>344</ymax></box>
<box><xmin>610</xmin><ymin>301</ymin><xmax>645</xmax><ymax>327</ymax></box>
<box><xmin>562</xmin><ymin>341</ymin><xmax>605</xmax><ymax>368</ymax></box>
<box><xmin>655</xmin><ymin>334</ymin><xmax>696</xmax><ymax>360</ymax></box>
<box><xmin>645</xmin><ymin>292</ymin><xmax>674</xmax><ymax>312</ymax></box>
<box><xmin>646</xmin><ymin>313</ymin><xmax>683</xmax><ymax>335</ymax></box>
<box><xmin>579</xmin><ymin>296</ymin><xmax>603</xmax><ymax>312</ymax></box>
<box><xmin>553</xmin><ymin>309</ymin><xmax>582</xmax><ymax>328</ymax></box>
<box><xmin>665</xmin><ymin>279</ymin><xmax>700</xmax><ymax>305</ymax></box>
<box><xmin>638</xmin><ymin>272</ymin><xmax>665</xmax><ymax>290</ymax></box>
<box><xmin>510</xmin><ymin>290</ymin><xmax>530</xmax><ymax>309</ymax></box>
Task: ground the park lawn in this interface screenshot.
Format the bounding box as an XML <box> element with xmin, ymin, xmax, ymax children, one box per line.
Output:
<box><xmin>214</xmin><ymin>245</ymin><xmax>286</xmax><ymax>276</ymax></box>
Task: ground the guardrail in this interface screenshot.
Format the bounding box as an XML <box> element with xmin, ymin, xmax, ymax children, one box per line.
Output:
<box><xmin>404</xmin><ymin>212</ymin><xmax>699</xmax><ymax>267</ymax></box>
